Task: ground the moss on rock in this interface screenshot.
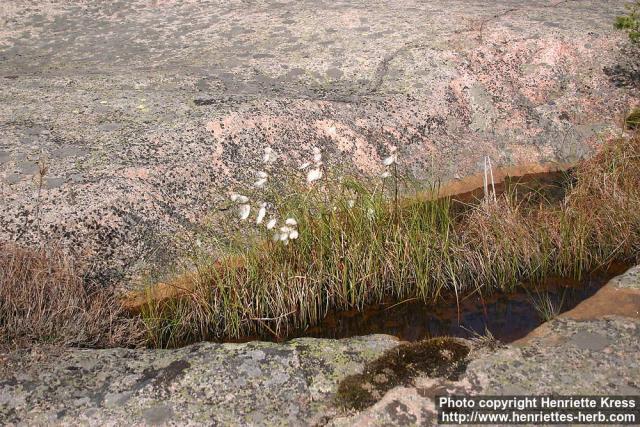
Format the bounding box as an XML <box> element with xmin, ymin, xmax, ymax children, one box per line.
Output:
<box><xmin>335</xmin><ymin>337</ymin><xmax>470</xmax><ymax>411</ymax></box>
<box><xmin>626</xmin><ymin>108</ymin><xmax>640</xmax><ymax>129</ymax></box>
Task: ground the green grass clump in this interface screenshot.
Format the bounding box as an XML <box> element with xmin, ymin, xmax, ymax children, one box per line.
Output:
<box><xmin>615</xmin><ymin>1</ymin><xmax>640</xmax><ymax>43</ymax></box>
<box><xmin>141</xmin><ymin>136</ymin><xmax>640</xmax><ymax>348</ymax></box>
<box><xmin>528</xmin><ymin>290</ymin><xmax>564</xmax><ymax>322</ymax></box>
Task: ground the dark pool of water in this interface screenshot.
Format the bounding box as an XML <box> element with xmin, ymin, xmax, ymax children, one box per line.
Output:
<box><xmin>291</xmin><ymin>265</ymin><xmax>629</xmax><ymax>344</ymax></box>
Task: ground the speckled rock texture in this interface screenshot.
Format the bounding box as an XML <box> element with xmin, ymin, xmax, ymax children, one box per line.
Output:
<box><xmin>0</xmin><ymin>335</ymin><xmax>400</xmax><ymax>426</ymax></box>
<box><xmin>1</xmin><ymin>267</ymin><xmax>639</xmax><ymax>426</ymax></box>
<box><xmin>0</xmin><ymin>0</ymin><xmax>637</xmax><ymax>282</ymax></box>
<box><xmin>470</xmin><ymin>317</ymin><xmax>640</xmax><ymax>395</ymax></box>
<box><xmin>609</xmin><ymin>264</ymin><xmax>640</xmax><ymax>289</ymax></box>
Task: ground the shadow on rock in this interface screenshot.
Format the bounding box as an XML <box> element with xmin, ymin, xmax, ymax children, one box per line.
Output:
<box><xmin>604</xmin><ymin>44</ymin><xmax>640</xmax><ymax>89</ymax></box>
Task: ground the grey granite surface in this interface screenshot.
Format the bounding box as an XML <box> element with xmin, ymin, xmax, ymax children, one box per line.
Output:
<box><xmin>0</xmin><ymin>0</ymin><xmax>636</xmax><ymax>282</ymax></box>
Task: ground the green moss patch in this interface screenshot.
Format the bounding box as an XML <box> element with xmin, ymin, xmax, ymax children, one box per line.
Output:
<box><xmin>335</xmin><ymin>337</ymin><xmax>470</xmax><ymax>411</ymax></box>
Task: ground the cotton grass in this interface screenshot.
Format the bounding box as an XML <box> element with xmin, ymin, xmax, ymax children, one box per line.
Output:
<box><xmin>141</xmin><ymin>136</ymin><xmax>640</xmax><ymax>347</ymax></box>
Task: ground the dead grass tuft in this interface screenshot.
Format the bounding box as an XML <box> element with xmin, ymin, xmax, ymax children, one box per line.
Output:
<box><xmin>0</xmin><ymin>243</ymin><xmax>145</xmax><ymax>349</ymax></box>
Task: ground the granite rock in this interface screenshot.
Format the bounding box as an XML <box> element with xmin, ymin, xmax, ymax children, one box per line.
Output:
<box><xmin>0</xmin><ymin>0</ymin><xmax>636</xmax><ymax>282</ymax></box>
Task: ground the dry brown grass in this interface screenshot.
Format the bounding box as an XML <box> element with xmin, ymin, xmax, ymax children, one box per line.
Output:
<box><xmin>0</xmin><ymin>243</ymin><xmax>145</xmax><ymax>349</ymax></box>
<box><xmin>459</xmin><ymin>134</ymin><xmax>640</xmax><ymax>285</ymax></box>
<box><xmin>564</xmin><ymin>135</ymin><xmax>640</xmax><ymax>265</ymax></box>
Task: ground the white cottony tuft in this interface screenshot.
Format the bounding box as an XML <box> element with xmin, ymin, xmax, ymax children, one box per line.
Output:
<box><xmin>256</xmin><ymin>204</ymin><xmax>266</xmax><ymax>224</ymax></box>
<box><xmin>298</xmin><ymin>161</ymin><xmax>311</xmax><ymax>170</ymax></box>
<box><xmin>263</xmin><ymin>147</ymin><xmax>276</xmax><ymax>163</ymax></box>
<box><xmin>254</xmin><ymin>178</ymin><xmax>267</xmax><ymax>188</ymax></box>
<box><xmin>230</xmin><ymin>193</ymin><xmax>249</xmax><ymax>204</ymax></box>
<box><xmin>266</xmin><ymin>218</ymin><xmax>277</xmax><ymax>229</ymax></box>
<box><xmin>280</xmin><ymin>225</ymin><xmax>291</xmax><ymax>234</ymax></box>
<box><xmin>238</xmin><ymin>204</ymin><xmax>251</xmax><ymax>220</ymax></box>
<box><xmin>347</xmin><ymin>199</ymin><xmax>355</xmax><ymax>208</ymax></box>
<box><xmin>256</xmin><ymin>171</ymin><xmax>268</xmax><ymax>179</ymax></box>
<box><xmin>382</xmin><ymin>154</ymin><xmax>397</xmax><ymax>166</ymax></box>
<box><xmin>381</xmin><ymin>171</ymin><xmax>391</xmax><ymax>178</ymax></box>
<box><xmin>312</xmin><ymin>147</ymin><xmax>322</xmax><ymax>163</ymax></box>
<box><xmin>307</xmin><ymin>168</ymin><xmax>322</xmax><ymax>183</ymax></box>
<box><xmin>328</xmin><ymin>125</ymin><xmax>337</xmax><ymax>134</ymax></box>
<box><xmin>285</xmin><ymin>218</ymin><xmax>297</xmax><ymax>226</ymax></box>
<box><xmin>271</xmin><ymin>218</ymin><xmax>298</xmax><ymax>243</ymax></box>
<box><xmin>366</xmin><ymin>207</ymin><xmax>375</xmax><ymax>220</ymax></box>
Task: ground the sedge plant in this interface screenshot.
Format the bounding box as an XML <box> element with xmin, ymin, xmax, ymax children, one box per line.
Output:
<box><xmin>141</xmin><ymin>136</ymin><xmax>640</xmax><ymax>347</ymax></box>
